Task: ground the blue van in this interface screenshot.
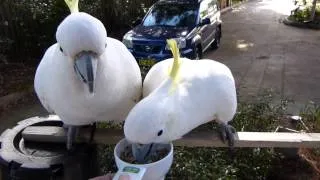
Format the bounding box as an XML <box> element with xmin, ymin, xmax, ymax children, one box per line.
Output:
<box><xmin>122</xmin><ymin>0</ymin><xmax>222</xmax><ymax>66</ymax></box>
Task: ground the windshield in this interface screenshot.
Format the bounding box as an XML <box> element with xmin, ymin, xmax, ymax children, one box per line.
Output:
<box><xmin>143</xmin><ymin>3</ymin><xmax>198</xmax><ymax>27</ymax></box>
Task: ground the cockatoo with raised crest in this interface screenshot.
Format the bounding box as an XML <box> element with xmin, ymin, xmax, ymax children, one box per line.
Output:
<box><xmin>124</xmin><ymin>39</ymin><xmax>237</xmax><ymax>163</ymax></box>
<box><xmin>34</xmin><ymin>0</ymin><xmax>142</xmax><ymax>149</ymax></box>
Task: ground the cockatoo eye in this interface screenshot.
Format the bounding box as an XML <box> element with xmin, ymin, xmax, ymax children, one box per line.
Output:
<box><xmin>157</xmin><ymin>130</ymin><xmax>163</xmax><ymax>136</ymax></box>
<box><xmin>59</xmin><ymin>46</ymin><xmax>64</xmax><ymax>53</ymax></box>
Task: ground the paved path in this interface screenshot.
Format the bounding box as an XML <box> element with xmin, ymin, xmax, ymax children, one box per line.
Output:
<box><xmin>206</xmin><ymin>0</ymin><xmax>320</xmax><ymax>111</ymax></box>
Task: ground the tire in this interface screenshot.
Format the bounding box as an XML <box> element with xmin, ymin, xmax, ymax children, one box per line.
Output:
<box><xmin>0</xmin><ymin>116</ymin><xmax>98</xmax><ymax>180</ymax></box>
<box><xmin>194</xmin><ymin>46</ymin><xmax>202</xmax><ymax>60</ymax></box>
<box><xmin>211</xmin><ymin>26</ymin><xmax>221</xmax><ymax>49</ymax></box>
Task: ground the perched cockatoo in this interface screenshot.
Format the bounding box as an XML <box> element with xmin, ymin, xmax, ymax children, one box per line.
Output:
<box><xmin>124</xmin><ymin>39</ymin><xmax>237</xmax><ymax>163</ymax></box>
<box><xmin>34</xmin><ymin>0</ymin><xmax>142</xmax><ymax>149</ymax></box>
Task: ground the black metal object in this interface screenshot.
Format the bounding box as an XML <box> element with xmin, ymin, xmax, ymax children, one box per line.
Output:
<box><xmin>0</xmin><ymin>115</ymin><xmax>99</xmax><ymax>180</ymax></box>
<box><xmin>0</xmin><ymin>156</ymin><xmax>62</xmax><ymax>180</ymax></box>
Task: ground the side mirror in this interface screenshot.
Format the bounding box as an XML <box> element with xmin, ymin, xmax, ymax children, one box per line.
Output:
<box><xmin>132</xmin><ymin>18</ymin><xmax>142</xmax><ymax>27</ymax></box>
<box><xmin>199</xmin><ymin>18</ymin><xmax>211</xmax><ymax>26</ymax></box>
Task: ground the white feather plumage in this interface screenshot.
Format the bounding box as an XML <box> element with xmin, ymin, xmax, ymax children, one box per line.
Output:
<box><xmin>125</xmin><ymin>58</ymin><xmax>237</xmax><ymax>144</ymax></box>
<box><xmin>34</xmin><ymin>12</ymin><xmax>142</xmax><ymax>126</ymax></box>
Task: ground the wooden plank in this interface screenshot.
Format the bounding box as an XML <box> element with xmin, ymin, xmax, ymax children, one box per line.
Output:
<box><xmin>22</xmin><ymin>126</ymin><xmax>320</xmax><ymax>148</ymax></box>
<box><xmin>22</xmin><ymin>126</ymin><xmax>67</xmax><ymax>143</ymax></box>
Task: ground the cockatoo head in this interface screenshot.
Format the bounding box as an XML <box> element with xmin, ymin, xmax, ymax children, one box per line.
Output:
<box><xmin>124</xmin><ymin>96</ymin><xmax>180</xmax><ymax>163</ymax></box>
<box><xmin>56</xmin><ymin>0</ymin><xmax>107</xmax><ymax>93</ymax></box>
<box><xmin>124</xmin><ymin>39</ymin><xmax>182</xmax><ymax>145</ymax></box>
<box><xmin>124</xmin><ymin>97</ymin><xmax>175</xmax><ymax>144</ymax></box>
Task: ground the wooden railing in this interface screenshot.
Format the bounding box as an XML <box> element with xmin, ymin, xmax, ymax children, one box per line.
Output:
<box><xmin>22</xmin><ymin>126</ymin><xmax>320</xmax><ymax>148</ymax></box>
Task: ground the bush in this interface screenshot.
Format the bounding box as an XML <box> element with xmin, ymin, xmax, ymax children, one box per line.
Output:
<box><xmin>298</xmin><ymin>103</ymin><xmax>320</xmax><ymax>178</ymax></box>
<box><xmin>290</xmin><ymin>1</ymin><xmax>320</xmax><ymax>22</ymax></box>
<box><xmin>0</xmin><ymin>0</ymin><xmax>156</xmax><ymax>64</ymax></box>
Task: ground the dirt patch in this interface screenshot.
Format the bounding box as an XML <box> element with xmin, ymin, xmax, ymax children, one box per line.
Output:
<box><xmin>268</xmin><ymin>156</ymin><xmax>315</xmax><ymax>180</ymax></box>
<box><xmin>0</xmin><ymin>63</ymin><xmax>36</xmax><ymax>97</ymax></box>
<box><xmin>0</xmin><ymin>92</ymin><xmax>38</xmax><ymax>118</ymax></box>
<box><xmin>256</xmin><ymin>55</ymin><xmax>270</xmax><ymax>60</ymax></box>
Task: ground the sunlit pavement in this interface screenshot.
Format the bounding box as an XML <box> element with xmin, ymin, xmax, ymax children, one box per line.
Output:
<box><xmin>206</xmin><ymin>0</ymin><xmax>320</xmax><ymax>112</ymax></box>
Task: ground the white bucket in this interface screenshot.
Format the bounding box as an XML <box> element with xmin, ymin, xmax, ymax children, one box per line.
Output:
<box><xmin>113</xmin><ymin>139</ymin><xmax>173</xmax><ymax>180</ymax></box>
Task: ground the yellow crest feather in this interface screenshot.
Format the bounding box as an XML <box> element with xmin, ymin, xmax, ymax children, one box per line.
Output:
<box><xmin>167</xmin><ymin>39</ymin><xmax>181</xmax><ymax>81</ymax></box>
<box><xmin>166</xmin><ymin>39</ymin><xmax>182</xmax><ymax>94</ymax></box>
<box><xmin>64</xmin><ymin>0</ymin><xmax>79</xmax><ymax>13</ymax></box>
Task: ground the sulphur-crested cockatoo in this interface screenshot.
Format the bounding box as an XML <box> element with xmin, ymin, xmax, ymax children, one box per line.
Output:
<box><xmin>34</xmin><ymin>0</ymin><xmax>142</xmax><ymax>149</ymax></box>
<box><xmin>124</xmin><ymin>39</ymin><xmax>237</xmax><ymax>162</ymax></box>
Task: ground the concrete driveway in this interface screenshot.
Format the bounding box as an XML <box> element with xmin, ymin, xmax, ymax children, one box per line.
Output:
<box><xmin>205</xmin><ymin>0</ymin><xmax>320</xmax><ymax>111</ymax></box>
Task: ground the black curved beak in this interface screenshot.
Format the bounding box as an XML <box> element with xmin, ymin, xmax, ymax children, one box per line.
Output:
<box><xmin>132</xmin><ymin>143</ymin><xmax>155</xmax><ymax>163</ymax></box>
<box><xmin>74</xmin><ymin>52</ymin><xmax>97</xmax><ymax>93</ymax></box>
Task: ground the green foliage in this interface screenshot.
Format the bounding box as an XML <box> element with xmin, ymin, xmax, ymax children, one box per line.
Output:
<box><xmin>0</xmin><ymin>0</ymin><xmax>156</xmax><ymax>63</ymax></box>
<box><xmin>291</xmin><ymin>6</ymin><xmax>313</xmax><ymax>22</ymax></box>
<box><xmin>300</xmin><ymin>102</ymin><xmax>320</xmax><ymax>132</ymax></box>
<box><xmin>231</xmin><ymin>93</ymin><xmax>289</xmax><ymax>132</ymax></box>
<box><xmin>97</xmin><ymin>144</ymin><xmax>117</xmax><ymax>174</ymax></box>
<box><xmin>167</xmin><ymin>147</ymin><xmax>277</xmax><ymax>179</ymax></box>
<box><xmin>1</xmin><ymin>0</ymin><xmax>68</xmax><ymax>61</ymax></box>
<box><xmin>97</xmin><ymin>121</ymin><xmax>123</xmax><ymax>129</ymax></box>
<box><xmin>290</xmin><ymin>1</ymin><xmax>320</xmax><ymax>22</ymax></box>
<box><xmin>232</xmin><ymin>0</ymin><xmax>243</xmax><ymax>5</ymax></box>
<box><xmin>297</xmin><ymin>103</ymin><xmax>320</xmax><ymax>177</ymax></box>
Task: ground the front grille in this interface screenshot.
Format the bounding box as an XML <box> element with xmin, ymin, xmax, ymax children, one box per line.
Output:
<box><xmin>133</xmin><ymin>44</ymin><xmax>163</xmax><ymax>54</ymax></box>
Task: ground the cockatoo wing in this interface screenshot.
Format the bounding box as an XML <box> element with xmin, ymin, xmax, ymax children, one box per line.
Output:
<box><xmin>34</xmin><ymin>44</ymin><xmax>57</xmax><ymax>114</ymax></box>
<box><xmin>178</xmin><ymin>59</ymin><xmax>237</xmax><ymax>124</ymax></box>
<box><xmin>93</xmin><ymin>37</ymin><xmax>142</xmax><ymax>122</ymax></box>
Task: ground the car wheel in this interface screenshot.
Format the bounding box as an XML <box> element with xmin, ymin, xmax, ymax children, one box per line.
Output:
<box><xmin>194</xmin><ymin>46</ymin><xmax>202</xmax><ymax>60</ymax></box>
<box><xmin>211</xmin><ymin>26</ymin><xmax>221</xmax><ymax>49</ymax></box>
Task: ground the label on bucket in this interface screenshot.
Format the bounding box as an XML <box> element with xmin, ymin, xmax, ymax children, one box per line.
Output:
<box><xmin>123</xmin><ymin>166</ymin><xmax>140</xmax><ymax>173</ymax></box>
<box><xmin>113</xmin><ymin>166</ymin><xmax>146</xmax><ymax>180</ymax></box>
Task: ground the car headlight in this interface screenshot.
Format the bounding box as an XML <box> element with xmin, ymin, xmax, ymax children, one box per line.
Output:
<box><xmin>165</xmin><ymin>38</ymin><xmax>186</xmax><ymax>50</ymax></box>
<box><xmin>123</xmin><ymin>31</ymin><xmax>133</xmax><ymax>48</ymax></box>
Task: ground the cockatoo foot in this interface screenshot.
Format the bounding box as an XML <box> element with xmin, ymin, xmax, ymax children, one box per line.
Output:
<box><xmin>218</xmin><ymin>123</ymin><xmax>236</xmax><ymax>147</ymax></box>
<box><xmin>132</xmin><ymin>143</ymin><xmax>156</xmax><ymax>164</ymax></box>
<box><xmin>63</xmin><ymin>125</ymin><xmax>78</xmax><ymax>151</ymax></box>
<box><xmin>89</xmin><ymin>123</ymin><xmax>96</xmax><ymax>143</ymax></box>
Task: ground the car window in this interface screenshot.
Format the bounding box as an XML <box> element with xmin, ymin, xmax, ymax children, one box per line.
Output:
<box><xmin>143</xmin><ymin>3</ymin><xmax>198</xmax><ymax>27</ymax></box>
<box><xmin>199</xmin><ymin>0</ymin><xmax>218</xmax><ymax>19</ymax></box>
<box><xmin>199</xmin><ymin>0</ymin><xmax>210</xmax><ymax>19</ymax></box>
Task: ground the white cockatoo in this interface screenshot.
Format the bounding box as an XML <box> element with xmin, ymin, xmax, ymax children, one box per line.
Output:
<box><xmin>34</xmin><ymin>0</ymin><xmax>142</xmax><ymax>149</ymax></box>
<box><xmin>124</xmin><ymin>39</ymin><xmax>237</xmax><ymax>163</ymax></box>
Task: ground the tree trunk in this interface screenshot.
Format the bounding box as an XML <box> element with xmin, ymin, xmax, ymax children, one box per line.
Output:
<box><xmin>310</xmin><ymin>0</ymin><xmax>317</xmax><ymax>21</ymax></box>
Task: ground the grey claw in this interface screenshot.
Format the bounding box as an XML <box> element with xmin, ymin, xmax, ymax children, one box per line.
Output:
<box><xmin>226</xmin><ymin>125</ymin><xmax>236</xmax><ymax>147</ymax></box>
<box><xmin>229</xmin><ymin>125</ymin><xmax>236</xmax><ymax>133</ymax></box>
<box><xmin>218</xmin><ymin>124</ymin><xmax>236</xmax><ymax>147</ymax></box>
<box><xmin>218</xmin><ymin>124</ymin><xmax>227</xmax><ymax>144</ymax></box>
